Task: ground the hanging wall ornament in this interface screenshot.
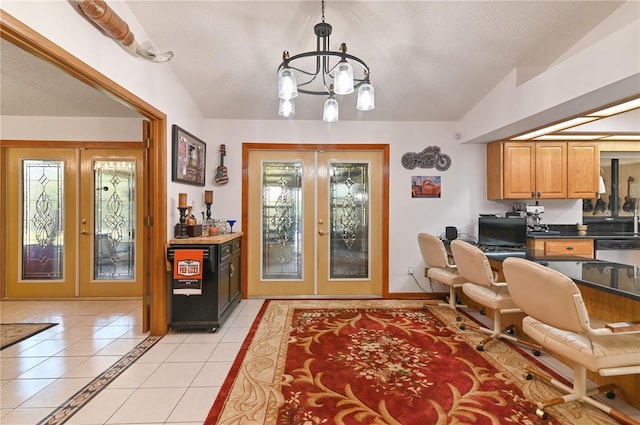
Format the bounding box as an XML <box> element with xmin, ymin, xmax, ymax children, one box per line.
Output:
<box><xmin>74</xmin><ymin>0</ymin><xmax>173</xmax><ymax>62</ymax></box>
<box><xmin>401</xmin><ymin>146</ymin><xmax>452</xmax><ymax>171</ymax></box>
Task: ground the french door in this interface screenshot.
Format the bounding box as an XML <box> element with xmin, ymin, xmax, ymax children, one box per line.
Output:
<box><xmin>246</xmin><ymin>147</ymin><xmax>386</xmax><ymax>296</ymax></box>
<box><xmin>5</xmin><ymin>147</ymin><xmax>143</xmax><ymax>298</ymax></box>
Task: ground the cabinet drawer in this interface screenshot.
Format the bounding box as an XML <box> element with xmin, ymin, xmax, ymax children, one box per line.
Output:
<box><xmin>527</xmin><ymin>238</ymin><xmax>594</xmax><ymax>258</ymax></box>
<box><xmin>543</xmin><ymin>239</ymin><xmax>593</xmax><ymax>258</ymax></box>
<box><xmin>231</xmin><ymin>238</ymin><xmax>241</xmax><ymax>254</ymax></box>
<box><xmin>218</xmin><ymin>242</ymin><xmax>232</xmax><ymax>263</ymax></box>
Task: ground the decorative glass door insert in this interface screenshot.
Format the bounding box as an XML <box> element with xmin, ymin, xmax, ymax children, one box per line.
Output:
<box><xmin>328</xmin><ymin>162</ymin><xmax>370</xmax><ymax>279</ymax></box>
<box><xmin>93</xmin><ymin>160</ymin><xmax>137</xmax><ymax>280</ymax></box>
<box><xmin>22</xmin><ymin>159</ymin><xmax>65</xmax><ymax>280</ymax></box>
<box><xmin>261</xmin><ymin>161</ymin><xmax>303</xmax><ymax>280</ymax></box>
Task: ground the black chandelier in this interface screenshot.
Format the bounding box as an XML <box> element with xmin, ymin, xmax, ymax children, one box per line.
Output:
<box><xmin>276</xmin><ymin>0</ymin><xmax>375</xmax><ymax>121</ymax></box>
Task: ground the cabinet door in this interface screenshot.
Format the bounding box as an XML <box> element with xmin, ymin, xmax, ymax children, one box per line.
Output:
<box><xmin>218</xmin><ymin>262</ymin><xmax>231</xmax><ymax>313</ymax></box>
<box><xmin>230</xmin><ymin>239</ymin><xmax>241</xmax><ymax>302</ymax></box>
<box><xmin>567</xmin><ymin>143</ymin><xmax>599</xmax><ymax>199</ymax></box>
<box><xmin>503</xmin><ymin>142</ymin><xmax>536</xmax><ymax>199</ymax></box>
<box><xmin>535</xmin><ymin>143</ymin><xmax>567</xmax><ymax>199</ymax></box>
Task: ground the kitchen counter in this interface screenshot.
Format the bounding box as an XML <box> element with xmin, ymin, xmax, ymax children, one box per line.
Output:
<box><xmin>485</xmin><ymin>251</ymin><xmax>639</xmax><ymax>301</ymax></box>
<box><xmin>169</xmin><ymin>232</ymin><xmax>243</xmax><ymax>245</ymax></box>
<box><xmin>527</xmin><ymin>232</ymin><xmax>639</xmax><ymax>240</ymax></box>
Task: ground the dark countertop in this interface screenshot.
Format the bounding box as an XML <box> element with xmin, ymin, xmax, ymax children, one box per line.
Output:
<box><xmin>536</xmin><ymin>259</ymin><xmax>639</xmax><ymax>301</ymax></box>
<box><xmin>486</xmin><ymin>251</ymin><xmax>639</xmax><ymax>301</ymax></box>
<box><xmin>526</xmin><ymin>232</ymin><xmax>639</xmax><ymax>240</ymax></box>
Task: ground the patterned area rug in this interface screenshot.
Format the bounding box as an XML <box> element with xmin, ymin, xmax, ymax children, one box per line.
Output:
<box><xmin>0</xmin><ymin>323</ymin><xmax>57</xmax><ymax>350</ymax></box>
<box><xmin>205</xmin><ymin>299</ymin><xmax>619</xmax><ymax>425</ymax></box>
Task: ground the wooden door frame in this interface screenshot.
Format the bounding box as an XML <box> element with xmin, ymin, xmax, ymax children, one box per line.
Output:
<box><xmin>241</xmin><ymin>143</ymin><xmax>390</xmax><ymax>298</ymax></box>
<box><xmin>1</xmin><ymin>12</ymin><xmax>169</xmax><ymax>336</ymax></box>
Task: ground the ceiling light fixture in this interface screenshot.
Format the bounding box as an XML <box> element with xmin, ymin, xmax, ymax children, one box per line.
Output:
<box><xmin>277</xmin><ymin>0</ymin><xmax>374</xmax><ymax>121</ymax></box>
<box><xmin>509</xmin><ymin>96</ymin><xmax>640</xmax><ymax>141</ymax></box>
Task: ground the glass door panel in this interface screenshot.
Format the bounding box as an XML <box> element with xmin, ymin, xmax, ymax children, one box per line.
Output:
<box><xmin>93</xmin><ymin>160</ymin><xmax>136</xmax><ymax>280</ymax></box>
<box><xmin>79</xmin><ymin>149</ymin><xmax>143</xmax><ymax>297</ymax></box>
<box><xmin>247</xmin><ymin>151</ymin><xmax>315</xmax><ymax>296</ymax></box>
<box><xmin>317</xmin><ymin>151</ymin><xmax>382</xmax><ymax>295</ymax></box>
<box><xmin>22</xmin><ymin>159</ymin><xmax>65</xmax><ymax>280</ymax></box>
<box><xmin>6</xmin><ymin>149</ymin><xmax>77</xmax><ymax>298</ymax></box>
<box><xmin>261</xmin><ymin>161</ymin><xmax>304</xmax><ymax>280</ymax></box>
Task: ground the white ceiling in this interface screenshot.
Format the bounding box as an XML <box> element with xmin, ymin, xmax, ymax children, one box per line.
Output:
<box><xmin>1</xmin><ymin>0</ymin><xmax>638</xmax><ymax>134</ymax></box>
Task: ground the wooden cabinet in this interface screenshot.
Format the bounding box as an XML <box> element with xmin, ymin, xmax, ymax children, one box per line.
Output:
<box><xmin>167</xmin><ymin>236</ymin><xmax>242</xmax><ymax>331</ymax></box>
<box><xmin>487</xmin><ymin>141</ymin><xmax>599</xmax><ymax>200</ymax></box>
<box><xmin>567</xmin><ymin>143</ymin><xmax>600</xmax><ymax>198</ymax></box>
<box><xmin>526</xmin><ymin>238</ymin><xmax>594</xmax><ymax>259</ymax></box>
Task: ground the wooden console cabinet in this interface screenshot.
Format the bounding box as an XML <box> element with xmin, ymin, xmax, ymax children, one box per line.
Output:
<box><xmin>487</xmin><ymin>141</ymin><xmax>599</xmax><ymax>200</ymax></box>
<box><xmin>167</xmin><ymin>234</ymin><xmax>242</xmax><ymax>331</ymax></box>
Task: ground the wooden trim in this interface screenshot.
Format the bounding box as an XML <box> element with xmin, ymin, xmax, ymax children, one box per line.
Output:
<box><xmin>1</xmin><ymin>140</ymin><xmax>141</xmax><ymax>149</ymax></box>
<box><xmin>241</xmin><ymin>143</ymin><xmax>390</xmax><ymax>299</ymax></box>
<box><xmin>1</xmin><ymin>12</ymin><xmax>168</xmax><ymax>336</ymax></box>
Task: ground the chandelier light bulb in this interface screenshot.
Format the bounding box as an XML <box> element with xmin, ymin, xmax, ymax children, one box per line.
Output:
<box><xmin>278</xmin><ymin>68</ymin><xmax>298</xmax><ymax>100</ymax></box>
<box><xmin>333</xmin><ymin>61</ymin><xmax>354</xmax><ymax>95</ymax></box>
<box><xmin>357</xmin><ymin>83</ymin><xmax>375</xmax><ymax>111</ymax></box>
<box><xmin>278</xmin><ymin>98</ymin><xmax>295</xmax><ymax>117</ymax></box>
<box><xmin>323</xmin><ymin>96</ymin><xmax>339</xmax><ymax>122</ymax></box>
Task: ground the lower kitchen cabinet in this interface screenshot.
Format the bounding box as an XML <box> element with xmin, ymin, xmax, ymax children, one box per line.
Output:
<box><xmin>167</xmin><ymin>235</ymin><xmax>242</xmax><ymax>331</ymax></box>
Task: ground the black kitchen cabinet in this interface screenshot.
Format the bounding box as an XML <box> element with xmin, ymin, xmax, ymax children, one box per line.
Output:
<box><xmin>167</xmin><ymin>236</ymin><xmax>242</xmax><ymax>332</ymax></box>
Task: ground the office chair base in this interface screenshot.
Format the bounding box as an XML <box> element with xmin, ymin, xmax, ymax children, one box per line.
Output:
<box><xmin>460</xmin><ymin>320</ymin><xmax>542</xmax><ymax>356</ymax></box>
<box><xmin>524</xmin><ymin>366</ymin><xmax>639</xmax><ymax>425</ymax></box>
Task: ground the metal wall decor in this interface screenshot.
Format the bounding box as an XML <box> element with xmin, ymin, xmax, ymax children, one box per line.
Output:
<box><xmin>401</xmin><ymin>146</ymin><xmax>452</xmax><ymax>171</ymax></box>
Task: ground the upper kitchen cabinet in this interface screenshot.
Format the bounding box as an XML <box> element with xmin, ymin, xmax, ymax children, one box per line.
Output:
<box><xmin>567</xmin><ymin>143</ymin><xmax>600</xmax><ymax>199</ymax></box>
<box><xmin>487</xmin><ymin>141</ymin><xmax>599</xmax><ymax>200</ymax></box>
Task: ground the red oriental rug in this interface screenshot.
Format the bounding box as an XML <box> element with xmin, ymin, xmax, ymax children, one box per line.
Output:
<box><xmin>205</xmin><ymin>299</ymin><xmax>618</xmax><ymax>425</ymax></box>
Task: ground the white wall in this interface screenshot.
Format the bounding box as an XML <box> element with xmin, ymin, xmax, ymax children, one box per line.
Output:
<box><xmin>0</xmin><ymin>116</ymin><xmax>142</xmax><ymax>140</ymax></box>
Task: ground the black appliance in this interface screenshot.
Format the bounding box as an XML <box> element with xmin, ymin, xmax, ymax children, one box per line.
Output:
<box><xmin>478</xmin><ymin>217</ymin><xmax>527</xmax><ymax>249</ymax></box>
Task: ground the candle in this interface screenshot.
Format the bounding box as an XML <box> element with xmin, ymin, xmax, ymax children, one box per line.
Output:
<box><xmin>204</xmin><ymin>190</ymin><xmax>213</xmax><ymax>203</ymax></box>
<box><xmin>178</xmin><ymin>193</ymin><xmax>187</xmax><ymax>208</ymax></box>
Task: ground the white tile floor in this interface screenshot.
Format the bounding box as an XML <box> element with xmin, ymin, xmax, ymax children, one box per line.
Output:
<box><xmin>1</xmin><ymin>298</ymin><xmax>265</xmax><ymax>425</ymax></box>
<box><xmin>1</xmin><ymin>299</ymin><xmax>638</xmax><ymax>424</ymax></box>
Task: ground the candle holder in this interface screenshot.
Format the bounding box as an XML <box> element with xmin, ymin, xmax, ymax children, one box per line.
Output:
<box><xmin>176</xmin><ymin>206</ymin><xmax>189</xmax><ymax>239</ymax></box>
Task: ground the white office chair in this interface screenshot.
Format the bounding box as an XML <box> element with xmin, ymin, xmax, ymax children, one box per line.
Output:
<box><xmin>503</xmin><ymin>257</ymin><xmax>640</xmax><ymax>424</ymax></box>
<box><xmin>450</xmin><ymin>240</ymin><xmax>541</xmax><ymax>355</ymax></box>
<box><xmin>417</xmin><ymin>233</ymin><xmax>466</xmax><ymax>316</ymax></box>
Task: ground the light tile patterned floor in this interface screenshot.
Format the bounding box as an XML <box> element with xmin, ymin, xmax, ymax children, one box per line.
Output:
<box><xmin>1</xmin><ymin>298</ymin><xmax>264</xmax><ymax>425</ymax></box>
<box><xmin>1</xmin><ymin>299</ymin><xmax>638</xmax><ymax>424</ymax></box>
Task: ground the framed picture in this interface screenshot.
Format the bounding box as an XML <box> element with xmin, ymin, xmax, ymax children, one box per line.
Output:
<box><xmin>172</xmin><ymin>125</ymin><xmax>206</xmax><ymax>186</ymax></box>
<box><xmin>411</xmin><ymin>175</ymin><xmax>442</xmax><ymax>198</ymax></box>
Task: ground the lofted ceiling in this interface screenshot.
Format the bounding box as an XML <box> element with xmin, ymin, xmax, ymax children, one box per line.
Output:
<box><xmin>1</xmin><ymin>1</ymin><xmax>638</xmax><ymax>138</ymax></box>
